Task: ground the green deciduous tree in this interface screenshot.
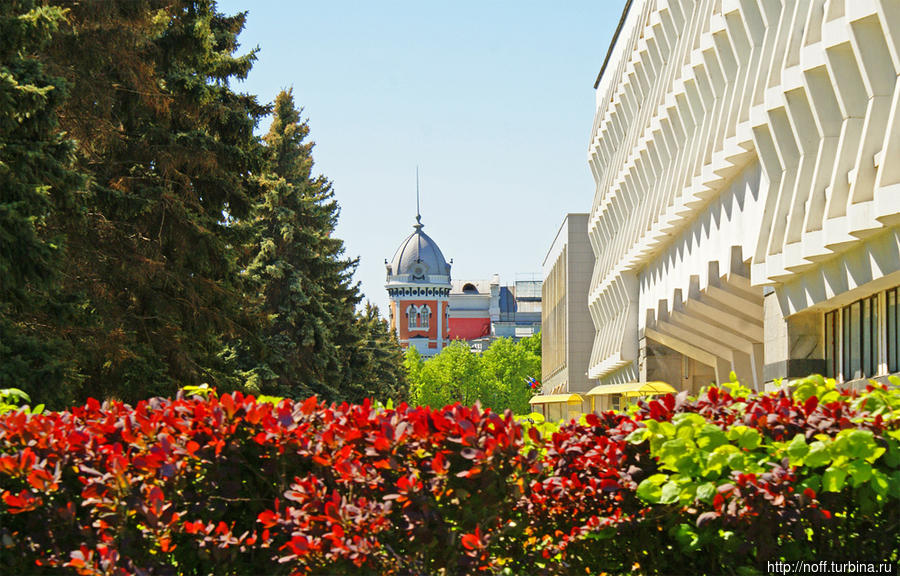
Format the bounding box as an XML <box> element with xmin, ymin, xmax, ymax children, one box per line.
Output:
<box><xmin>406</xmin><ymin>333</ymin><xmax>541</xmax><ymax>414</ymax></box>
<box><xmin>480</xmin><ymin>332</ymin><xmax>541</xmax><ymax>414</ymax></box>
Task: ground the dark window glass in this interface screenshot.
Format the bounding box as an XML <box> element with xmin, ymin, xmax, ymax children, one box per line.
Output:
<box><xmin>843</xmin><ymin>306</ymin><xmax>851</xmax><ymax>381</ymax></box>
<box><xmin>825</xmin><ymin>311</ymin><xmax>837</xmax><ymax>378</ymax></box>
<box><xmin>889</xmin><ymin>289</ymin><xmax>899</xmax><ymax>373</ymax></box>
<box><xmin>862</xmin><ymin>297</ymin><xmax>873</xmax><ymax>377</ymax></box>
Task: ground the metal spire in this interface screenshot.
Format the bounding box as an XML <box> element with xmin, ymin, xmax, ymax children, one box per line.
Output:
<box><xmin>415</xmin><ymin>166</ymin><xmax>422</xmax><ymax>229</ymax></box>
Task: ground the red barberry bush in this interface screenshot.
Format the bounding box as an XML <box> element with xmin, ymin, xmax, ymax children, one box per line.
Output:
<box><xmin>1</xmin><ymin>375</ymin><xmax>898</xmax><ymax>575</ymax></box>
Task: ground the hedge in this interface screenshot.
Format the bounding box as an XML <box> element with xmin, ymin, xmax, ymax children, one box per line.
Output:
<box><xmin>0</xmin><ymin>375</ymin><xmax>898</xmax><ymax>575</ymax></box>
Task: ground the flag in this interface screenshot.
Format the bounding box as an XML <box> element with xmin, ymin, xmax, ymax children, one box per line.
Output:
<box><xmin>524</xmin><ymin>376</ymin><xmax>541</xmax><ymax>390</ymax></box>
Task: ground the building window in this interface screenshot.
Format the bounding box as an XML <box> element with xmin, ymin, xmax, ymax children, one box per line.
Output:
<box><xmin>405</xmin><ymin>304</ymin><xmax>431</xmax><ymax>331</ymax></box>
<box><xmin>826</xmin><ymin>288</ymin><xmax>898</xmax><ymax>381</ymax></box>
<box><xmin>888</xmin><ymin>288</ymin><xmax>900</xmax><ymax>373</ymax></box>
<box><xmin>825</xmin><ymin>310</ymin><xmax>837</xmax><ymax>378</ymax></box>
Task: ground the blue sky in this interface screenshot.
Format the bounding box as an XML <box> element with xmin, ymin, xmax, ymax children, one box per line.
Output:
<box><xmin>217</xmin><ymin>0</ymin><xmax>624</xmax><ymax>314</ymax></box>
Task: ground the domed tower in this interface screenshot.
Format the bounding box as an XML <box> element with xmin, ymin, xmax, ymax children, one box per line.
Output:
<box><xmin>385</xmin><ymin>212</ymin><xmax>451</xmax><ymax>357</ymax></box>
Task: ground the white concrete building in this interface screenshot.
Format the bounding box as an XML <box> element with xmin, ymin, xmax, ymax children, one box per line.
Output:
<box><xmin>588</xmin><ymin>0</ymin><xmax>900</xmax><ymax>392</ymax></box>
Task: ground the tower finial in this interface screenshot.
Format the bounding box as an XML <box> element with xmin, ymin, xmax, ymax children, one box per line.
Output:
<box><xmin>415</xmin><ymin>166</ymin><xmax>423</xmax><ymax>229</ymax></box>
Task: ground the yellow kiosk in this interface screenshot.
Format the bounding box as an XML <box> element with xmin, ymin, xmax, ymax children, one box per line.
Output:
<box><xmin>528</xmin><ymin>393</ymin><xmax>584</xmax><ymax>422</ymax></box>
<box><xmin>585</xmin><ymin>381</ymin><xmax>677</xmax><ymax>412</ymax></box>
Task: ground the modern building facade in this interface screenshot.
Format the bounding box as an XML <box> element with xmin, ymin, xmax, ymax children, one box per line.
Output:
<box><xmin>495</xmin><ymin>276</ymin><xmax>543</xmax><ymax>340</ymax></box>
<box><xmin>542</xmin><ymin>214</ymin><xmax>595</xmax><ymax>402</ymax></box>
<box><xmin>385</xmin><ymin>214</ymin><xmax>451</xmax><ymax>357</ymax></box>
<box><xmin>588</xmin><ymin>0</ymin><xmax>900</xmax><ymax>393</ymax></box>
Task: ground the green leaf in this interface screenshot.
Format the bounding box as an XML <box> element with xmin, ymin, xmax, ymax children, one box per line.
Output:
<box><xmin>658</xmin><ymin>421</ymin><xmax>677</xmax><ymax>438</ymax></box>
<box><xmin>705</xmin><ymin>445</ymin><xmax>739</xmax><ymax>475</ymax></box>
<box><xmin>786</xmin><ymin>434</ymin><xmax>809</xmax><ymax>465</ymax></box>
<box><xmin>847</xmin><ymin>460</ymin><xmax>873</xmax><ymax>486</ymax></box>
<box><xmin>660</xmin><ymin>481</ymin><xmax>681</xmax><ymax>504</ymax></box>
<box><xmin>657</xmin><ymin>438</ymin><xmax>690</xmax><ymax>462</ymax></box>
<box><xmin>696</xmin><ymin>425</ymin><xmax>728</xmax><ymax>451</ymax></box>
<box><xmin>870</xmin><ymin>470</ymin><xmax>889</xmax><ymax>496</ymax></box>
<box><xmin>727</xmin><ymin>452</ymin><xmax>746</xmax><ymax>469</ymax></box>
<box><xmin>822</xmin><ymin>466</ymin><xmax>848</xmax><ymax>492</ymax></box>
<box><xmin>804</xmin><ymin>441</ymin><xmax>832</xmax><ymax>468</ymax></box>
<box><xmin>696</xmin><ymin>482</ymin><xmax>716</xmax><ymax>503</ymax></box>
<box><xmin>888</xmin><ymin>471</ymin><xmax>900</xmax><ymax>499</ymax></box>
<box><xmin>738</xmin><ymin>428</ymin><xmax>761</xmax><ymax>451</ymax></box>
<box><xmin>626</xmin><ymin>427</ymin><xmax>651</xmax><ymax>444</ymax></box>
<box><xmin>882</xmin><ymin>441</ymin><xmax>900</xmax><ymax>467</ymax></box>
<box><xmin>637</xmin><ymin>474</ymin><xmax>668</xmax><ymax>503</ymax></box>
<box><xmin>798</xmin><ymin>475</ymin><xmax>821</xmax><ymax>494</ymax></box>
<box><xmin>672</xmin><ymin>412</ymin><xmax>706</xmax><ymax>427</ymax></box>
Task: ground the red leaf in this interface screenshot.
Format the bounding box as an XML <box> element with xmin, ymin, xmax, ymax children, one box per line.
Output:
<box><xmin>461</xmin><ymin>526</ymin><xmax>483</xmax><ymax>550</ymax></box>
<box><xmin>804</xmin><ymin>395</ymin><xmax>819</xmax><ymax>416</ymax></box>
<box><xmin>26</xmin><ymin>469</ymin><xmax>56</xmax><ymax>492</ymax></box>
<box><xmin>713</xmin><ymin>492</ymin><xmax>725</xmax><ymax>510</ymax></box>
<box><xmin>431</xmin><ymin>452</ymin><xmax>447</xmax><ymax>475</ymax></box>
<box><xmin>301</xmin><ymin>396</ymin><xmax>318</xmax><ymax>415</ymax></box>
<box><xmin>281</xmin><ymin>535</ymin><xmax>309</xmax><ymax>555</ymax></box>
<box><xmin>258</xmin><ymin>510</ymin><xmax>279</xmax><ymax>528</ymax></box>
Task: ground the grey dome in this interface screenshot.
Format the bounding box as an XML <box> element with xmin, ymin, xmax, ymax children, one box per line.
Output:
<box><xmin>388</xmin><ymin>220</ymin><xmax>450</xmax><ymax>281</ymax></box>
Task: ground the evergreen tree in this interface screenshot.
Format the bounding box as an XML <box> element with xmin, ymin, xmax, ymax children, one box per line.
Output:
<box><xmin>343</xmin><ymin>302</ymin><xmax>408</xmax><ymax>404</ymax></box>
<box><xmin>41</xmin><ymin>0</ymin><xmax>268</xmax><ymax>402</ymax></box>
<box><xmin>0</xmin><ymin>1</ymin><xmax>83</xmax><ymax>404</ymax></box>
<box><xmin>248</xmin><ymin>88</ymin><xmax>361</xmax><ymax>401</ymax></box>
<box><xmin>249</xmin><ymin>91</ymin><xmax>408</xmax><ymax>403</ymax></box>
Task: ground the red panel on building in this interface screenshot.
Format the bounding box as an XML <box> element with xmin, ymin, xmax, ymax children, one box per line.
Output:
<box><xmin>396</xmin><ymin>299</ymin><xmax>446</xmax><ymax>342</ymax></box>
<box><xmin>449</xmin><ymin>317</ymin><xmax>491</xmax><ymax>341</ymax></box>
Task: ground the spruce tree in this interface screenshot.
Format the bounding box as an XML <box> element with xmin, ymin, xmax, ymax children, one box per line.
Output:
<box><xmin>0</xmin><ymin>1</ymin><xmax>82</xmax><ymax>404</ymax></box>
<box><xmin>248</xmin><ymin>89</ymin><xmax>361</xmax><ymax>401</ymax></box>
<box><xmin>42</xmin><ymin>0</ymin><xmax>268</xmax><ymax>402</ymax></box>
<box><xmin>343</xmin><ymin>302</ymin><xmax>408</xmax><ymax>404</ymax></box>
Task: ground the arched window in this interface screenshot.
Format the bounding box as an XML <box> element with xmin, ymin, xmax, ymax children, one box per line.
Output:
<box><xmin>421</xmin><ymin>305</ymin><xmax>431</xmax><ymax>329</ymax></box>
<box><xmin>406</xmin><ymin>305</ymin><xmax>417</xmax><ymax>330</ymax></box>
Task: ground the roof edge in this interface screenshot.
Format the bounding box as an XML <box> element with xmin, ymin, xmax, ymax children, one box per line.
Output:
<box><xmin>593</xmin><ymin>0</ymin><xmax>635</xmax><ymax>89</ymax></box>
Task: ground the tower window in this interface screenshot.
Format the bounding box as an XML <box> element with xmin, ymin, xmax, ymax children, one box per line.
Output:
<box><xmin>406</xmin><ymin>304</ymin><xmax>430</xmax><ymax>331</ymax></box>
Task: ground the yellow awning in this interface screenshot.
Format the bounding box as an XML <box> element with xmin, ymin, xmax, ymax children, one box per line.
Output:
<box><xmin>529</xmin><ymin>393</ymin><xmax>584</xmax><ymax>405</ymax></box>
<box><xmin>585</xmin><ymin>381</ymin><xmax>677</xmax><ymax>398</ymax></box>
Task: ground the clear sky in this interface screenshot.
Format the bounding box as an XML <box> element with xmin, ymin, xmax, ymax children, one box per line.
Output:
<box><xmin>217</xmin><ymin>0</ymin><xmax>625</xmax><ymax>315</ymax></box>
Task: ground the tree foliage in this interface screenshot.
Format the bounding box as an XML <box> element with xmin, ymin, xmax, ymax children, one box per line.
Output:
<box><xmin>0</xmin><ymin>0</ymin><xmax>83</xmax><ymax>403</ymax></box>
<box><xmin>406</xmin><ymin>333</ymin><xmax>541</xmax><ymax>414</ymax></box>
<box><xmin>1</xmin><ymin>1</ymin><xmax>406</xmax><ymax>408</ymax></box>
<box><xmin>31</xmin><ymin>0</ymin><xmax>268</xmax><ymax>403</ymax></box>
<box><xmin>245</xmin><ymin>90</ymin><xmax>405</xmax><ymax>404</ymax></box>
